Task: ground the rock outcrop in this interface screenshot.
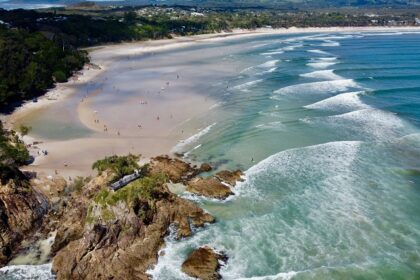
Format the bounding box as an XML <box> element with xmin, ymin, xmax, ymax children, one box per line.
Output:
<box><xmin>0</xmin><ymin>155</ymin><xmax>242</xmax><ymax>279</ymax></box>
<box><xmin>181</xmin><ymin>247</ymin><xmax>228</xmax><ymax>280</ymax></box>
<box><xmin>215</xmin><ymin>170</ymin><xmax>244</xmax><ymax>186</ymax></box>
<box><xmin>187</xmin><ymin>177</ymin><xmax>233</xmax><ymax>199</ymax></box>
<box><xmin>186</xmin><ymin>170</ymin><xmax>244</xmax><ymax>200</ymax></box>
<box><xmin>0</xmin><ymin>173</ymin><xmax>49</xmax><ymax>265</ymax></box>
<box><xmin>147</xmin><ymin>155</ymin><xmax>200</xmax><ymax>183</ymax></box>
<box><xmin>148</xmin><ymin>156</ymin><xmax>243</xmax><ymax>199</ymax></box>
<box><xmin>52</xmin><ymin>171</ymin><xmax>215</xmax><ymax>280</ymax></box>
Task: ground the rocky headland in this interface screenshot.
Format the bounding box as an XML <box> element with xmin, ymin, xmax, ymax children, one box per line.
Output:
<box><xmin>0</xmin><ymin>154</ymin><xmax>244</xmax><ymax>279</ymax></box>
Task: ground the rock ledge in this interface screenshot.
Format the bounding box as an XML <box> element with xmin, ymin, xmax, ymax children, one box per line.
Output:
<box><xmin>182</xmin><ymin>246</ymin><xmax>228</xmax><ymax>280</ymax></box>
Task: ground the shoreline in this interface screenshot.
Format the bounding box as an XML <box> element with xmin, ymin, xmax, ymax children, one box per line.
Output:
<box><xmin>6</xmin><ymin>25</ymin><xmax>420</xmax><ymax>128</ymax></box>
<box><xmin>3</xmin><ymin>25</ymin><xmax>420</xmax><ymax>178</ymax></box>
<box><xmin>6</xmin><ymin>25</ymin><xmax>420</xmax><ymax>126</ymax></box>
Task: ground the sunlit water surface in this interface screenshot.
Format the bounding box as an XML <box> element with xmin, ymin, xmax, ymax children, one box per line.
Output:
<box><xmin>2</xmin><ymin>31</ymin><xmax>420</xmax><ymax>280</ymax></box>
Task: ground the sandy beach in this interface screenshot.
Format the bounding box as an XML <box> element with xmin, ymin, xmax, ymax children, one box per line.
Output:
<box><xmin>4</xmin><ymin>25</ymin><xmax>420</xmax><ymax>178</ymax></box>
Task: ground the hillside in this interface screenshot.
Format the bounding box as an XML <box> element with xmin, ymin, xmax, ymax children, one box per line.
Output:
<box><xmin>121</xmin><ymin>0</ymin><xmax>418</xmax><ymax>8</ymax></box>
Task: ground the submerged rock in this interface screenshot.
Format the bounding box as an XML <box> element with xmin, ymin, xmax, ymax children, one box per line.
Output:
<box><xmin>199</xmin><ymin>163</ymin><xmax>213</xmax><ymax>173</ymax></box>
<box><xmin>187</xmin><ymin>177</ymin><xmax>233</xmax><ymax>200</ymax></box>
<box><xmin>181</xmin><ymin>246</ymin><xmax>228</xmax><ymax>280</ymax></box>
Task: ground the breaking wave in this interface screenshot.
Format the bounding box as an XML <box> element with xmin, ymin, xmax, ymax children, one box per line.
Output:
<box><xmin>274</xmin><ymin>79</ymin><xmax>360</xmax><ymax>96</ymax></box>
<box><xmin>300</xmin><ymin>69</ymin><xmax>342</xmax><ymax>80</ymax></box>
<box><xmin>171</xmin><ymin>123</ymin><xmax>216</xmax><ymax>153</ymax></box>
<box><xmin>304</xmin><ymin>91</ymin><xmax>369</xmax><ymax>112</ymax></box>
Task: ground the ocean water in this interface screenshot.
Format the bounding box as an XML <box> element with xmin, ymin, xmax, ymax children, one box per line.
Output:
<box><xmin>153</xmin><ymin>31</ymin><xmax>420</xmax><ymax>280</ymax></box>
<box><xmin>0</xmin><ymin>0</ymin><xmax>65</xmax><ymax>10</ymax></box>
<box><xmin>2</xmin><ymin>31</ymin><xmax>420</xmax><ymax>279</ymax></box>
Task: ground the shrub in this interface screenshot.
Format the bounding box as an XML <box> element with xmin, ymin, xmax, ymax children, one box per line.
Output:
<box><xmin>87</xmin><ymin>173</ymin><xmax>167</xmax><ymax>224</ymax></box>
<box><xmin>92</xmin><ymin>154</ymin><xmax>140</xmax><ymax>180</ymax></box>
<box><xmin>53</xmin><ymin>70</ymin><xmax>67</xmax><ymax>83</ymax></box>
<box><xmin>18</xmin><ymin>124</ymin><xmax>32</xmax><ymax>136</ymax></box>
<box><xmin>65</xmin><ymin>176</ymin><xmax>92</xmax><ymax>194</ymax></box>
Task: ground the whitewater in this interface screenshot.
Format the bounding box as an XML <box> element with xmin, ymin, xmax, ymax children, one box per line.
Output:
<box><xmin>2</xmin><ymin>31</ymin><xmax>420</xmax><ymax>280</ymax></box>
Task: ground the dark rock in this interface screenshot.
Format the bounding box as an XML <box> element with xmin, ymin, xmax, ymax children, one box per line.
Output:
<box><xmin>215</xmin><ymin>170</ymin><xmax>244</xmax><ymax>186</ymax></box>
<box><xmin>0</xmin><ymin>178</ymin><xmax>49</xmax><ymax>266</ymax></box>
<box><xmin>187</xmin><ymin>177</ymin><xmax>233</xmax><ymax>200</ymax></box>
<box><xmin>52</xmin><ymin>178</ymin><xmax>215</xmax><ymax>280</ymax></box>
<box><xmin>181</xmin><ymin>246</ymin><xmax>227</xmax><ymax>280</ymax></box>
<box><xmin>147</xmin><ymin>155</ymin><xmax>200</xmax><ymax>183</ymax></box>
<box><xmin>199</xmin><ymin>163</ymin><xmax>212</xmax><ymax>173</ymax></box>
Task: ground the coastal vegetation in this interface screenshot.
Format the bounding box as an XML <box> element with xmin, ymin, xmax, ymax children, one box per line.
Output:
<box><xmin>92</xmin><ymin>154</ymin><xmax>140</xmax><ymax>180</ymax></box>
<box><xmin>18</xmin><ymin>124</ymin><xmax>31</xmax><ymax>136</ymax></box>
<box><xmin>0</xmin><ymin>121</ymin><xmax>30</xmax><ymax>184</ymax></box>
<box><xmin>0</xmin><ymin>23</ymin><xmax>88</xmax><ymax>111</ymax></box>
<box><xmin>0</xmin><ymin>6</ymin><xmax>419</xmax><ymax>110</ymax></box>
<box><xmin>87</xmin><ymin>173</ymin><xmax>167</xmax><ymax>223</ymax></box>
<box><xmin>65</xmin><ymin>175</ymin><xmax>92</xmax><ymax>193</ymax></box>
<box><xmin>93</xmin><ymin>173</ymin><xmax>166</xmax><ymax>207</ymax></box>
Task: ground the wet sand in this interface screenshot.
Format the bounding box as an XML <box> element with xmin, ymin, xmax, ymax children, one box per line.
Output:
<box><xmin>4</xmin><ymin>26</ymin><xmax>420</xmax><ymax>178</ymax></box>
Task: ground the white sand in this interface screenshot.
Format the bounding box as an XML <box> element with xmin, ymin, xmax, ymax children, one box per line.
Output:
<box><xmin>4</xmin><ymin>26</ymin><xmax>420</xmax><ymax>178</ymax></box>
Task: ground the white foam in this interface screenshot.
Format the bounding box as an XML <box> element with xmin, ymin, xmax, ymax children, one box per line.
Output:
<box><xmin>232</xmin><ymin>79</ymin><xmax>264</xmax><ymax>91</ymax></box>
<box><xmin>240</xmin><ymin>60</ymin><xmax>278</xmax><ymax>74</ymax></box>
<box><xmin>321</xmin><ymin>40</ymin><xmax>340</xmax><ymax>47</ymax></box>
<box><xmin>314</xmin><ymin>35</ymin><xmax>354</xmax><ymax>40</ymax></box>
<box><xmin>318</xmin><ymin>57</ymin><xmax>338</xmax><ymax>61</ymax></box>
<box><xmin>235</xmin><ymin>271</ymin><xmax>298</xmax><ymax>280</ymax></box>
<box><xmin>258</xmin><ymin>60</ymin><xmax>279</xmax><ymax>68</ymax></box>
<box><xmin>258</xmin><ymin>67</ymin><xmax>277</xmax><ymax>75</ymax></box>
<box><xmin>251</xmin><ymin>43</ymin><xmax>271</xmax><ymax>49</ymax></box>
<box><xmin>307</xmin><ymin>61</ymin><xmax>337</xmax><ymax>69</ymax></box>
<box><xmin>245</xmin><ymin>141</ymin><xmax>362</xmax><ymax>187</ymax></box>
<box><xmin>300</xmin><ymin>69</ymin><xmax>342</xmax><ymax>80</ymax></box>
<box><xmin>240</xmin><ymin>65</ymin><xmax>255</xmax><ymax>74</ymax></box>
<box><xmin>261</xmin><ymin>50</ymin><xmax>284</xmax><ymax>56</ymax></box>
<box><xmin>274</xmin><ymin>79</ymin><xmax>359</xmax><ymax>96</ymax></box>
<box><xmin>209</xmin><ymin>102</ymin><xmax>225</xmax><ymax>110</ymax></box>
<box><xmin>183</xmin><ymin>144</ymin><xmax>202</xmax><ymax>158</ymax></box>
<box><xmin>304</xmin><ymin>91</ymin><xmax>368</xmax><ymax>112</ymax></box>
<box><xmin>171</xmin><ymin>123</ymin><xmax>216</xmax><ymax>153</ymax></box>
<box><xmin>0</xmin><ymin>263</ymin><xmax>54</xmax><ymax>279</ymax></box>
<box><xmin>363</xmin><ymin>32</ymin><xmax>405</xmax><ymax>36</ymax></box>
<box><xmin>305</xmin><ymin>109</ymin><xmax>411</xmax><ymax>140</ymax></box>
<box><xmin>282</xmin><ymin>44</ymin><xmax>304</xmax><ymax>51</ymax></box>
<box><xmin>255</xmin><ymin>121</ymin><xmax>285</xmax><ymax>131</ymax></box>
<box><xmin>308</xmin><ymin>49</ymin><xmax>330</xmax><ymax>55</ymax></box>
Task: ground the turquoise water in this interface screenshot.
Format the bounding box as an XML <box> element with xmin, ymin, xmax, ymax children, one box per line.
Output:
<box><xmin>152</xmin><ymin>32</ymin><xmax>420</xmax><ymax>279</ymax></box>
<box><xmin>2</xmin><ymin>31</ymin><xmax>420</xmax><ymax>279</ymax></box>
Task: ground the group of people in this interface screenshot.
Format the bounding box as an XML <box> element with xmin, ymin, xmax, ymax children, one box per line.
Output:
<box><xmin>84</xmin><ymin>73</ymin><xmax>184</xmax><ymax>137</ymax></box>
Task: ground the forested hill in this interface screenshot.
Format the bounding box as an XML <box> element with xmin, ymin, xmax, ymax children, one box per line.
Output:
<box><xmin>0</xmin><ymin>4</ymin><xmax>418</xmax><ymax>110</ymax></box>
<box><xmin>118</xmin><ymin>0</ymin><xmax>418</xmax><ymax>8</ymax></box>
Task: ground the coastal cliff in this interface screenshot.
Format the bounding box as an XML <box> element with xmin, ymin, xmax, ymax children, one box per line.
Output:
<box><xmin>0</xmin><ymin>170</ymin><xmax>49</xmax><ymax>265</ymax></box>
<box><xmin>0</xmin><ymin>155</ymin><xmax>244</xmax><ymax>279</ymax></box>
